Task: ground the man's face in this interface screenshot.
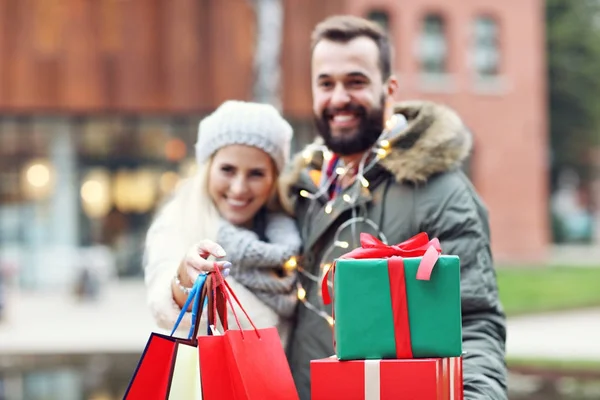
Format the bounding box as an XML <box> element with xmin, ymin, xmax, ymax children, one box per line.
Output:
<box><xmin>311</xmin><ymin>37</ymin><xmax>395</xmax><ymax>156</ymax></box>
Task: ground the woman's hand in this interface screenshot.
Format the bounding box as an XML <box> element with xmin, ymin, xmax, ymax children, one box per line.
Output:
<box><xmin>172</xmin><ymin>240</ymin><xmax>231</xmax><ymax>310</ymax></box>
<box><xmin>179</xmin><ymin>240</ymin><xmax>231</xmax><ymax>284</ymax></box>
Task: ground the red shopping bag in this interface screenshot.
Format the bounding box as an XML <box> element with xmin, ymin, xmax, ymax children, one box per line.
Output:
<box><xmin>123</xmin><ymin>333</ymin><xmax>179</xmax><ymax>399</ymax></box>
<box><xmin>123</xmin><ymin>274</ymin><xmax>214</xmax><ymax>399</ymax></box>
<box><xmin>199</xmin><ymin>267</ymin><xmax>299</xmax><ymax>400</ymax></box>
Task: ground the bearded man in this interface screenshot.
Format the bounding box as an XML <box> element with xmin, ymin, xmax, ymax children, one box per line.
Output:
<box><xmin>279</xmin><ymin>15</ymin><xmax>507</xmax><ymax>400</ymax></box>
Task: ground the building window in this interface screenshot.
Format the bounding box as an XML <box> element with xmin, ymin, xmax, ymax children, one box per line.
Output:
<box><xmin>367</xmin><ymin>10</ymin><xmax>390</xmax><ymax>32</ymax></box>
<box><xmin>473</xmin><ymin>16</ymin><xmax>500</xmax><ymax>77</ymax></box>
<box><xmin>418</xmin><ymin>14</ymin><xmax>447</xmax><ymax>74</ymax></box>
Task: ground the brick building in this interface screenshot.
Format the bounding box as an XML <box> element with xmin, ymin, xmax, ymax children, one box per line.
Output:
<box><xmin>351</xmin><ymin>0</ymin><xmax>549</xmax><ymax>263</ymax></box>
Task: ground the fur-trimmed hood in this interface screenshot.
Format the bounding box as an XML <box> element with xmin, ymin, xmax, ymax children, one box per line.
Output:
<box><xmin>278</xmin><ymin>100</ymin><xmax>472</xmax><ymax>212</ymax></box>
<box><xmin>380</xmin><ymin>100</ymin><xmax>472</xmax><ymax>183</ymax></box>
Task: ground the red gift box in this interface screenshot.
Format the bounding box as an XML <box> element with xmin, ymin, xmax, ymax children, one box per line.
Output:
<box><xmin>311</xmin><ymin>357</ymin><xmax>463</xmax><ymax>400</ymax></box>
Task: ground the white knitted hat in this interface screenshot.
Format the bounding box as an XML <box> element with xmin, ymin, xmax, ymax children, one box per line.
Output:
<box><xmin>195</xmin><ymin>100</ymin><xmax>293</xmax><ymax>172</ymax></box>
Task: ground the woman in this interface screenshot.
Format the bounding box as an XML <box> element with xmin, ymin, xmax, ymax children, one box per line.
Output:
<box><xmin>144</xmin><ymin>100</ymin><xmax>301</xmax><ymax>343</ymax></box>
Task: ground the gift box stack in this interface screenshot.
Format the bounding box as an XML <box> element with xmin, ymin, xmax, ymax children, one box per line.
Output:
<box><xmin>311</xmin><ymin>233</ymin><xmax>464</xmax><ymax>400</ymax></box>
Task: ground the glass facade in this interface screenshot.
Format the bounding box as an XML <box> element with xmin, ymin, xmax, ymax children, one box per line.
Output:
<box><xmin>0</xmin><ymin>115</ymin><xmax>202</xmax><ymax>290</ymax></box>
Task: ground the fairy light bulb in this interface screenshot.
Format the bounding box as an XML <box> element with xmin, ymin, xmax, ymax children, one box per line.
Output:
<box><xmin>300</xmin><ymin>190</ymin><xmax>313</xmax><ymax>199</ymax></box>
<box><xmin>302</xmin><ymin>149</ymin><xmax>313</xmax><ymax>163</ymax></box>
<box><xmin>387</xmin><ymin>113</ymin><xmax>408</xmax><ymax>137</ymax></box>
<box><xmin>297</xmin><ymin>287</ymin><xmax>306</xmax><ymax>301</ymax></box>
<box><xmin>385</xmin><ymin>115</ymin><xmax>398</xmax><ymax>131</ymax></box>
<box><xmin>380</xmin><ymin>139</ymin><xmax>390</xmax><ymax>149</ymax></box>
<box><xmin>376</xmin><ymin>148</ymin><xmax>389</xmax><ymax>158</ymax></box>
<box><xmin>283</xmin><ymin>256</ymin><xmax>297</xmax><ymax>272</ymax></box>
<box><xmin>326</xmin><ymin>316</ymin><xmax>334</xmax><ymax>326</ymax></box>
<box><xmin>323</xmin><ymin>150</ymin><xmax>333</xmax><ymax>161</ymax></box>
<box><xmin>335</xmin><ymin>167</ymin><xmax>346</xmax><ymax>175</ymax></box>
<box><xmin>342</xmin><ymin>194</ymin><xmax>353</xmax><ymax>203</ymax></box>
<box><xmin>320</xmin><ymin>263</ymin><xmax>332</xmax><ymax>284</ymax></box>
<box><xmin>325</xmin><ymin>202</ymin><xmax>333</xmax><ymax>214</ymax></box>
<box><xmin>360</xmin><ymin>176</ymin><xmax>369</xmax><ymax>188</ymax></box>
<box><xmin>335</xmin><ymin>241</ymin><xmax>349</xmax><ymax>249</ymax></box>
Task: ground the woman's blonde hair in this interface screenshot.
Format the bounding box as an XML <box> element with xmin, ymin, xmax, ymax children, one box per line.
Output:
<box><xmin>144</xmin><ymin>162</ymin><xmax>219</xmax><ymax>278</ymax></box>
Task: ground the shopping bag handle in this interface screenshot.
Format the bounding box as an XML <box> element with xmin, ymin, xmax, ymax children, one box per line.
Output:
<box><xmin>207</xmin><ymin>273</ymin><xmax>228</xmax><ymax>333</ymax></box>
<box><xmin>170</xmin><ymin>274</ymin><xmax>207</xmax><ymax>339</ymax></box>
<box><xmin>190</xmin><ymin>275</ymin><xmax>215</xmax><ymax>342</ymax></box>
<box><xmin>211</xmin><ymin>264</ymin><xmax>261</xmax><ymax>339</ymax></box>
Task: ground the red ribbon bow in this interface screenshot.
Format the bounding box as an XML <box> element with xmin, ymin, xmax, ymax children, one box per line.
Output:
<box><xmin>322</xmin><ymin>232</ymin><xmax>442</xmax><ymax>305</ymax></box>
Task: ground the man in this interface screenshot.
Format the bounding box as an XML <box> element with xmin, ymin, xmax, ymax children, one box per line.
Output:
<box><xmin>279</xmin><ymin>15</ymin><xmax>507</xmax><ymax>400</ymax></box>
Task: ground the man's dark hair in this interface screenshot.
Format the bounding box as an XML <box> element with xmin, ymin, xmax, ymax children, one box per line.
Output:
<box><xmin>311</xmin><ymin>15</ymin><xmax>393</xmax><ymax>80</ymax></box>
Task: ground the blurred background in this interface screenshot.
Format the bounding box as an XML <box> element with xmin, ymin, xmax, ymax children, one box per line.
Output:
<box><xmin>0</xmin><ymin>0</ymin><xmax>599</xmax><ymax>399</ymax></box>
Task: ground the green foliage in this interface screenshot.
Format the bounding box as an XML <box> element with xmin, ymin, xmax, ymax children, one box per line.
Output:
<box><xmin>547</xmin><ymin>0</ymin><xmax>600</xmax><ymax>180</ymax></box>
<box><xmin>497</xmin><ymin>266</ymin><xmax>600</xmax><ymax>316</ymax></box>
<box><xmin>507</xmin><ymin>357</ymin><xmax>600</xmax><ymax>371</ymax></box>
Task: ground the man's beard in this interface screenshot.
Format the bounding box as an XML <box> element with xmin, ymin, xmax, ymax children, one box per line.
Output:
<box><xmin>314</xmin><ymin>96</ymin><xmax>386</xmax><ymax>156</ymax></box>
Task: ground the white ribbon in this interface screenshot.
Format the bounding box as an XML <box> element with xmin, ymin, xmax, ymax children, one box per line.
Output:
<box><xmin>364</xmin><ymin>360</ymin><xmax>380</xmax><ymax>400</ymax></box>
<box><xmin>451</xmin><ymin>357</ymin><xmax>462</xmax><ymax>400</ymax></box>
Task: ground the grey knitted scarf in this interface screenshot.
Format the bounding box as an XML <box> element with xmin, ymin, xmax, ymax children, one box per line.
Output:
<box><xmin>216</xmin><ymin>212</ymin><xmax>301</xmax><ymax>318</ymax></box>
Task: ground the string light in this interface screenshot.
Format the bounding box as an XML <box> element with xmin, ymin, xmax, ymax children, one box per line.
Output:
<box><xmin>283</xmin><ymin>256</ymin><xmax>297</xmax><ymax>273</ymax></box>
<box><xmin>376</xmin><ymin>148</ymin><xmax>389</xmax><ymax>158</ymax></box>
<box><xmin>302</xmin><ymin>149</ymin><xmax>313</xmax><ymax>163</ymax></box>
<box><xmin>299</xmin><ymin>190</ymin><xmax>315</xmax><ymax>199</ymax></box>
<box><xmin>293</xmin><ymin>114</ymin><xmax>406</xmax><ymax>328</ymax></box>
<box><xmin>296</xmin><ymin>281</ymin><xmax>334</xmax><ymax>326</ymax></box>
<box><xmin>297</xmin><ymin>285</ymin><xmax>306</xmax><ymax>301</ymax></box>
<box><xmin>320</xmin><ymin>263</ymin><xmax>332</xmax><ymax>290</ymax></box>
<box><xmin>385</xmin><ymin>115</ymin><xmax>398</xmax><ymax>131</ymax></box>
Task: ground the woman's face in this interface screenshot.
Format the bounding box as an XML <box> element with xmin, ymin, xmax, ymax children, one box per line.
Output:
<box><xmin>208</xmin><ymin>144</ymin><xmax>276</xmax><ymax>227</ymax></box>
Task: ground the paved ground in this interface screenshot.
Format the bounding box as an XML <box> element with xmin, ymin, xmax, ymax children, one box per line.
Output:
<box><xmin>0</xmin><ymin>279</ymin><xmax>599</xmax><ymax>360</ymax></box>
<box><xmin>506</xmin><ymin>307</ymin><xmax>600</xmax><ymax>360</ymax></box>
<box><xmin>0</xmin><ymin>280</ymin><xmax>158</xmax><ymax>355</ymax></box>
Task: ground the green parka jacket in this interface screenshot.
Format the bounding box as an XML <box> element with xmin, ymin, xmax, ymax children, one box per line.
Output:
<box><xmin>279</xmin><ymin>100</ymin><xmax>507</xmax><ymax>400</ymax></box>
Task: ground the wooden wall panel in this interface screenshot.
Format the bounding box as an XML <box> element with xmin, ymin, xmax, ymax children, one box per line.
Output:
<box><xmin>116</xmin><ymin>0</ymin><xmax>164</xmax><ymax>111</ymax></box>
<box><xmin>61</xmin><ymin>0</ymin><xmax>104</xmax><ymax>110</ymax></box>
<box><xmin>163</xmin><ymin>0</ymin><xmax>210</xmax><ymax>111</ymax></box>
<box><xmin>206</xmin><ymin>0</ymin><xmax>255</xmax><ymax>106</ymax></box>
<box><xmin>281</xmin><ymin>0</ymin><xmax>346</xmax><ymax>118</ymax></box>
<box><xmin>9</xmin><ymin>0</ymin><xmax>38</xmax><ymax>108</ymax></box>
<box><xmin>0</xmin><ymin>0</ymin><xmax>336</xmax><ymax>115</ymax></box>
<box><xmin>0</xmin><ymin>0</ymin><xmax>7</xmax><ymax>108</ymax></box>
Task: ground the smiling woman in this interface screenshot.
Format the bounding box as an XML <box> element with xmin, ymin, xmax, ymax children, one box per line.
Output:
<box><xmin>143</xmin><ymin>100</ymin><xmax>301</xmax><ymax>345</ymax></box>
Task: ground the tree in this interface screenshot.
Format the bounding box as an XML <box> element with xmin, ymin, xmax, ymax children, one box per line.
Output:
<box><xmin>251</xmin><ymin>0</ymin><xmax>284</xmax><ymax>111</ymax></box>
<box><xmin>547</xmin><ymin>0</ymin><xmax>600</xmax><ymax>187</ymax></box>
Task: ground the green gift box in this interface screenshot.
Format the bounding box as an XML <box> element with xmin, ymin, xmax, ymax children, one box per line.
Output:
<box><xmin>322</xmin><ymin>233</ymin><xmax>462</xmax><ymax>360</ymax></box>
